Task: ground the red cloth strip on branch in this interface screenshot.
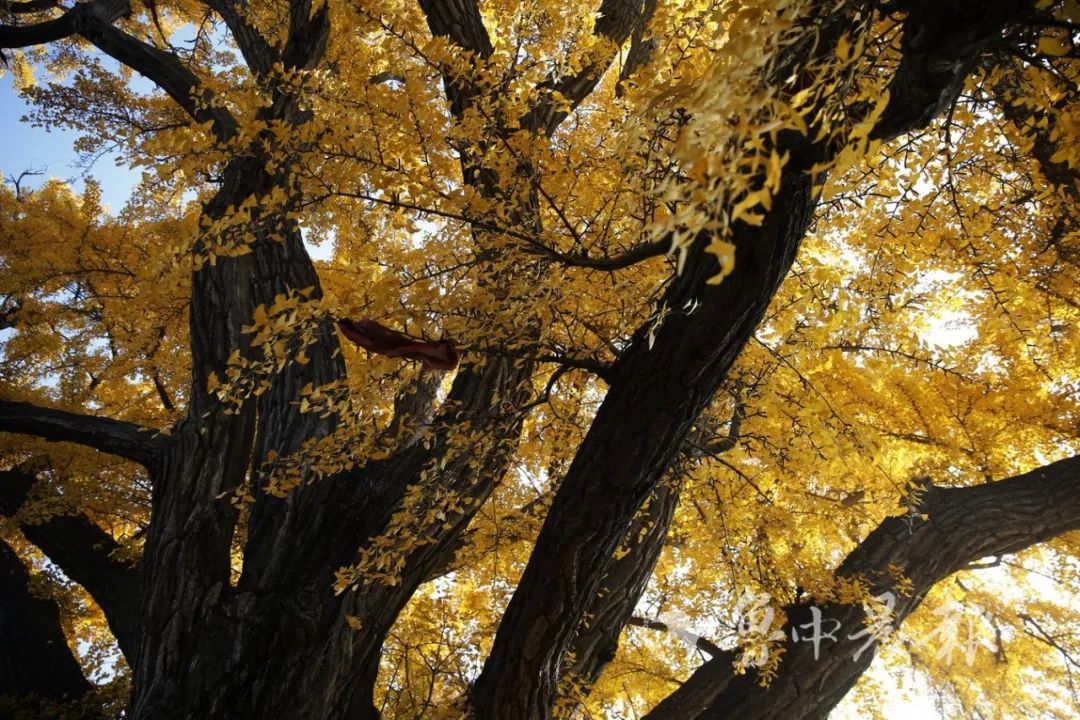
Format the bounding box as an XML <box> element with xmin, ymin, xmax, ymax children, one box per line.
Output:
<box><xmin>337</xmin><ymin>319</ymin><xmax>459</xmax><ymax>371</ymax></box>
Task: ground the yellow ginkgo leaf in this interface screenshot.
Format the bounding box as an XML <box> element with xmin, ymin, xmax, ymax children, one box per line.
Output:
<box><xmin>1038</xmin><ymin>35</ymin><xmax>1072</xmax><ymax>57</ymax></box>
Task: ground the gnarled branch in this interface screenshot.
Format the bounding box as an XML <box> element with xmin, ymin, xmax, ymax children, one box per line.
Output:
<box><xmin>0</xmin><ymin>468</ymin><xmax>142</xmax><ymax>659</ymax></box>
<box><xmin>646</xmin><ymin>454</ymin><xmax>1080</xmax><ymax>720</ymax></box>
<box><xmin>0</xmin><ymin>399</ymin><xmax>165</xmax><ymax>467</ymax></box>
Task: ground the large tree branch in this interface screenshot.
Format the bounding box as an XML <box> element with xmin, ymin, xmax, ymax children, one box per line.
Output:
<box><xmin>1</xmin><ymin>1</ymin><xmax>59</xmax><ymax>14</ymax></box>
<box><xmin>0</xmin><ymin>399</ymin><xmax>165</xmax><ymax>467</ymax></box>
<box><xmin>0</xmin><ymin>537</ymin><xmax>91</xmax><ymax>708</ymax></box>
<box><xmin>472</xmin><ymin>135</ymin><xmax>818</xmax><ymax>720</ymax></box>
<box><xmin>416</xmin><ymin>0</ymin><xmax>492</xmax><ymax>58</ymax></box>
<box><xmin>417</xmin><ymin>0</ymin><xmax>654</xmax><ymax>136</ymax></box>
<box><xmin>228</xmin><ymin>204</ymin><xmax>542</xmax><ymax>717</ymax></box>
<box><xmin>0</xmin><ymin>469</ymin><xmax>142</xmax><ymax>660</ymax></box>
<box><xmin>417</xmin><ymin>0</ymin><xmax>494</xmax><ymax>119</ymax></box>
<box><xmin>521</xmin><ymin>0</ymin><xmax>658</xmax><ymax>135</ymax></box>
<box><xmin>644</xmin><ymin>454</ymin><xmax>1080</xmax><ymax>720</ymax></box>
<box><xmin>870</xmin><ymin>0</ymin><xmax>1032</xmax><ymax>141</ymax></box>
<box><xmin>0</xmin><ymin>0</ymin><xmax>76</xmax><ymax>46</ymax></box>
<box><xmin>559</xmin><ymin>399</ymin><xmax>745</xmax><ymax>708</ymax></box>
<box><xmin>204</xmin><ymin>0</ymin><xmax>276</xmax><ymax>77</ymax></box>
<box><xmin>282</xmin><ymin>0</ymin><xmax>330</xmax><ymax>71</ymax></box>
<box><xmin>560</xmin><ymin>478</ymin><xmax>683</xmax><ymax>695</ymax></box>
<box><xmin>0</xmin><ymin>0</ymin><xmax>237</xmax><ymax>141</ymax></box>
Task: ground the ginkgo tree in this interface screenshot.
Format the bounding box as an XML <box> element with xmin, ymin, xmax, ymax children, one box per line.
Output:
<box><xmin>1</xmin><ymin>0</ymin><xmax>1079</xmax><ymax>718</ymax></box>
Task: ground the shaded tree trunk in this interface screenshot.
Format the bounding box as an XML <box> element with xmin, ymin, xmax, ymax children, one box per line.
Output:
<box><xmin>0</xmin><ymin>538</ymin><xmax>92</xmax><ymax>716</ymax></box>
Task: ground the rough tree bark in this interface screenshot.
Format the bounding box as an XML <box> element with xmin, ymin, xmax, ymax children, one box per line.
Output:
<box><xmin>0</xmin><ymin>1</ymin><xmax>1074</xmax><ymax>719</ymax></box>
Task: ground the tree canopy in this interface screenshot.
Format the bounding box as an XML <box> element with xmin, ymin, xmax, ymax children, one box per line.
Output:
<box><xmin>1</xmin><ymin>0</ymin><xmax>1080</xmax><ymax>718</ymax></box>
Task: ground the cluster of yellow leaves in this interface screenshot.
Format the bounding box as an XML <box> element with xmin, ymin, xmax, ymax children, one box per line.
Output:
<box><xmin>207</xmin><ymin>286</ymin><xmax>325</xmax><ymax>409</ymax></box>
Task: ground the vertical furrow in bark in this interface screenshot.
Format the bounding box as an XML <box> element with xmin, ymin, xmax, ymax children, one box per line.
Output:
<box><xmin>559</xmin><ymin>477</ymin><xmax>683</xmax><ymax>708</ymax></box>
<box><xmin>235</xmin><ymin>215</ymin><xmax>345</xmax><ymax>595</ymax></box>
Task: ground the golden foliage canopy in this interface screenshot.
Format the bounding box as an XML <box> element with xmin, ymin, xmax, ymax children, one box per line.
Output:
<box><xmin>1</xmin><ymin>1</ymin><xmax>1080</xmax><ymax>719</ymax></box>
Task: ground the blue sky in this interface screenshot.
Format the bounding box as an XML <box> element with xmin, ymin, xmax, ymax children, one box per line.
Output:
<box><xmin>2</xmin><ymin>74</ymin><xmax>334</xmax><ymax>259</ymax></box>
<box><xmin>1</xmin><ymin>75</ymin><xmax>141</xmax><ymax>211</ymax></box>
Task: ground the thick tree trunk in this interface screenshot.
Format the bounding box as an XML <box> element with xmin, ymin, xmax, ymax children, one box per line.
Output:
<box><xmin>126</xmin><ymin>148</ymin><xmax>347</xmax><ymax>717</ymax></box>
<box><xmin>471</xmin><ymin>143</ymin><xmax>818</xmax><ymax>719</ymax></box>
